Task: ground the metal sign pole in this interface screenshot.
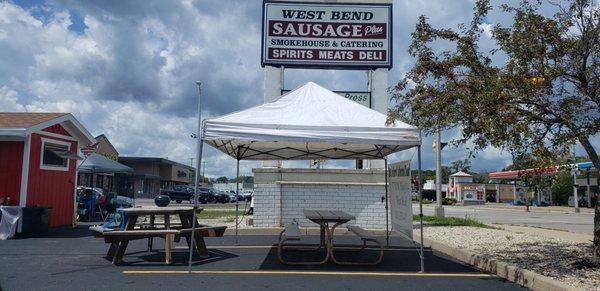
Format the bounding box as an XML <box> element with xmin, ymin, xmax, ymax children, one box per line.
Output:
<box><xmin>188</xmin><ymin>81</ymin><xmax>203</xmax><ymax>273</ymax></box>
<box><xmin>235</xmin><ymin>158</ymin><xmax>240</xmax><ymax>245</ymax></box>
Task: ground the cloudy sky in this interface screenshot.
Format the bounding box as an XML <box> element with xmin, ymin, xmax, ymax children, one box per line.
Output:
<box><xmin>0</xmin><ymin>0</ymin><xmax>595</xmax><ymax>178</ymax></box>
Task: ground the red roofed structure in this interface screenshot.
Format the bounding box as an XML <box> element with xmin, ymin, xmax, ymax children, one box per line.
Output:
<box><xmin>0</xmin><ymin>112</ymin><xmax>95</xmax><ymax>227</ymax></box>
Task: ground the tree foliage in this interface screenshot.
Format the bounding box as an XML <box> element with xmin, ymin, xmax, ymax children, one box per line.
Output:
<box><xmin>390</xmin><ymin>0</ymin><xmax>600</xmax><ymax>260</ymax></box>
<box><xmin>216</xmin><ymin>176</ymin><xmax>229</xmax><ymax>183</ymax></box>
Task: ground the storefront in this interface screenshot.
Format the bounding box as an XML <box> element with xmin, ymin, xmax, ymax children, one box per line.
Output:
<box><xmin>117</xmin><ymin>157</ymin><xmax>195</xmax><ymax>198</ymax></box>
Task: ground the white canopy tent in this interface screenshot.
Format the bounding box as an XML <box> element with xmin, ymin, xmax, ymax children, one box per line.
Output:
<box><xmin>203</xmin><ymin>82</ymin><xmax>420</xmax><ymax>160</ymax></box>
<box><xmin>188</xmin><ymin>82</ymin><xmax>426</xmax><ymax>271</ymax></box>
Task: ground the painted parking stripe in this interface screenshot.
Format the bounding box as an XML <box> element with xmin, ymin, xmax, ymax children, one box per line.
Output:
<box><xmin>174</xmin><ymin>245</ymin><xmax>426</xmax><ymax>251</ymax></box>
<box><xmin>123</xmin><ymin>270</ymin><xmax>493</xmax><ymax>277</ymax></box>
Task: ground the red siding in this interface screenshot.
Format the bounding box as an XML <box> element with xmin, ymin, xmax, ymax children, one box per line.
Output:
<box><xmin>0</xmin><ymin>141</ymin><xmax>24</xmax><ymax>205</ymax></box>
<box><xmin>43</xmin><ymin>124</ymin><xmax>71</xmax><ymax>136</ymax></box>
<box><xmin>26</xmin><ymin>133</ymin><xmax>77</xmax><ymax>227</ymax></box>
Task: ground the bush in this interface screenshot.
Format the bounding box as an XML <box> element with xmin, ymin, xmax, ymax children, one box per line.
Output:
<box><xmin>442</xmin><ymin>198</ymin><xmax>457</xmax><ymax>205</ymax></box>
<box><xmin>422</xmin><ymin>190</ymin><xmax>436</xmax><ymax>200</ymax></box>
<box><xmin>421</xmin><ymin>199</ymin><xmax>433</xmax><ymax>204</ymax></box>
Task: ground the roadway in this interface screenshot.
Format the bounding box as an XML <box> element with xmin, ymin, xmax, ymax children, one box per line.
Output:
<box><xmin>413</xmin><ymin>203</ymin><xmax>595</xmax><ymax>235</ymax></box>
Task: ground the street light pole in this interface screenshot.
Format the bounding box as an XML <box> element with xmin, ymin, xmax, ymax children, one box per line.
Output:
<box><xmin>188</xmin><ymin>81</ymin><xmax>204</xmax><ymax>272</ymax></box>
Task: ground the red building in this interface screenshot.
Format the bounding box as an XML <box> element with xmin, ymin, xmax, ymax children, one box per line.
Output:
<box><xmin>0</xmin><ymin>113</ymin><xmax>95</xmax><ymax>227</ymax></box>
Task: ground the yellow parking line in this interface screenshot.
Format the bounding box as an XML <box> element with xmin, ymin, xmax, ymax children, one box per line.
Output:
<box><xmin>123</xmin><ymin>270</ymin><xmax>493</xmax><ymax>277</ymax></box>
<box><xmin>174</xmin><ymin>245</ymin><xmax>421</xmax><ymax>251</ymax></box>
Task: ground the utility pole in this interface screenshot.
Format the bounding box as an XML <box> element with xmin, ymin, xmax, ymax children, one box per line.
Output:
<box><xmin>572</xmin><ymin>168</ymin><xmax>580</xmax><ymax>213</ymax></box>
<box><xmin>434</xmin><ymin>78</ymin><xmax>444</xmax><ymax>217</ymax></box>
<box><xmin>201</xmin><ymin>161</ymin><xmax>206</xmax><ymax>184</ymax></box>
<box><xmin>434</xmin><ymin>126</ymin><xmax>444</xmax><ymax>217</ymax></box>
<box><xmin>189</xmin><ymin>158</ymin><xmax>194</xmax><ymax>184</ymax></box>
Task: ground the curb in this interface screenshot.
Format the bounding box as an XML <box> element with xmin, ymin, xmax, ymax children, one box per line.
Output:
<box><xmin>414</xmin><ymin>234</ymin><xmax>578</xmax><ymax>291</ymax></box>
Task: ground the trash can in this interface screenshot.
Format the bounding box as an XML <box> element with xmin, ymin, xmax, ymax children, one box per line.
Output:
<box><xmin>17</xmin><ymin>207</ymin><xmax>51</xmax><ymax>238</ymax></box>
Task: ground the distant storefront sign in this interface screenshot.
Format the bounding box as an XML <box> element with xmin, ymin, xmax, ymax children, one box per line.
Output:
<box><xmin>262</xmin><ymin>1</ymin><xmax>392</xmax><ymax>69</ymax></box>
<box><xmin>282</xmin><ymin>90</ymin><xmax>370</xmax><ymax>107</ymax></box>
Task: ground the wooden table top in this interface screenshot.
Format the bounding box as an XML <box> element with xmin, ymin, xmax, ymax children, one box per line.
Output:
<box><xmin>119</xmin><ymin>206</ymin><xmax>202</xmax><ymax>215</ymax></box>
<box><xmin>303</xmin><ymin>209</ymin><xmax>355</xmax><ymax>222</ymax></box>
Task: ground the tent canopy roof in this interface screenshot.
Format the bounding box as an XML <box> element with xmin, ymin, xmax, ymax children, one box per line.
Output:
<box><xmin>202</xmin><ymin>82</ymin><xmax>420</xmax><ymax>160</ymax></box>
<box><xmin>78</xmin><ymin>153</ymin><xmax>133</xmax><ymax>173</ymax></box>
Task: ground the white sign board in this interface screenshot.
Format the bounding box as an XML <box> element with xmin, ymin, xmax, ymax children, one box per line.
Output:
<box><xmin>282</xmin><ymin>90</ymin><xmax>370</xmax><ymax>107</ymax></box>
<box><xmin>388</xmin><ymin>160</ymin><xmax>413</xmax><ymax>239</ymax></box>
<box><xmin>262</xmin><ymin>1</ymin><xmax>392</xmax><ymax>69</ymax></box>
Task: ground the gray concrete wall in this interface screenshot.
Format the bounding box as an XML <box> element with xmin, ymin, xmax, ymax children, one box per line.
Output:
<box><xmin>252</xmin><ymin>168</ymin><xmax>390</xmax><ymax>229</ymax></box>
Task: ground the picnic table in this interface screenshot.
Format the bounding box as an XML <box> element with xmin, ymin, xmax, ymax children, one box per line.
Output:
<box><xmin>277</xmin><ymin>209</ymin><xmax>355</xmax><ymax>265</ymax></box>
<box><xmin>94</xmin><ymin>206</ymin><xmax>226</xmax><ymax>264</ymax></box>
<box><xmin>279</xmin><ymin>209</ymin><xmax>383</xmax><ymax>265</ymax></box>
<box><xmin>303</xmin><ymin>209</ymin><xmax>355</xmax><ymax>249</ymax></box>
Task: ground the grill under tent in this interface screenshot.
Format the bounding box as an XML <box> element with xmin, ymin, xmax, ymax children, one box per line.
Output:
<box><xmin>187</xmin><ymin>82</ymin><xmax>425</xmax><ymax>271</ymax></box>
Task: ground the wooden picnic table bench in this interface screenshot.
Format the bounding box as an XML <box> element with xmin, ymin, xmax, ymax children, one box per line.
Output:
<box><xmin>92</xmin><ymin>206</ymin><xmax>227</xmax><ymax>265</ymax></box>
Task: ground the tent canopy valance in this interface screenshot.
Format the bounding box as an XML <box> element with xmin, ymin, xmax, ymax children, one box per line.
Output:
<box><xmin>202</xmin><ymin>82</ymin><xmax>421</xmax><ymax>160</ymax></box>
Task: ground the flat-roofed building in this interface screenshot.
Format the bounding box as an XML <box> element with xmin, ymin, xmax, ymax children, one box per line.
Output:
<box><xmin>118</xmin><ymin>157</ymin><xmax>195</xmax><ymax>198</ymax></box>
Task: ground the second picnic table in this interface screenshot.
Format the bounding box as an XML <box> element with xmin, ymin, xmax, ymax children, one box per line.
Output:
<box><xmin>303</xmin><ymin>209</ymin><xmax>355</xmax><ymax>250</ymax></box>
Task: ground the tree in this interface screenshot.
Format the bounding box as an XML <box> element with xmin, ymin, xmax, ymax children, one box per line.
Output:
<box><xmin>448</xmin><ymin>159</ymin><xmax>471</xmax><ymax>173</ymax></box>
<box><xmin>389</xmin><ymin>0</ymin><xmax>600</xmax><ymax>260</ymax></box>
<box><xmin>216</xmin><ymin>176</ymin><xmax>229</xmax><ymax>183</ymax></box>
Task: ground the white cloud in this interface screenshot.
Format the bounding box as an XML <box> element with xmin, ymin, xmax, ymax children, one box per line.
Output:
<box><xmin>0</xmin><ymin>86</ymin><xmax>25</xmax><ymax>111</ymax></box>
<box><xmin>1</xmin><ymin>0</ymin><xmax>592</xmax><ymax>179</ymax></box>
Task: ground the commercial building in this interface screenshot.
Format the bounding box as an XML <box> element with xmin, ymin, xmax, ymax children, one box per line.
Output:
<box><xmin>446</xmin><ymin>171</ymin><xmax>516</xmax><ymax>204</ymax></box>
<box><xmin>0</xmin><ymin>112</ymin><xmax>95</xmax><ymax>227</ymax></box>
<box><xmin>117</xmin><ymin>157</ymin><xmax>195</xmax><ymax>198</ymax></box>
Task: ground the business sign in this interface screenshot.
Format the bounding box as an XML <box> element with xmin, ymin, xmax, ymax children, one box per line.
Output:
<box><xmin>388</xmin><ymin>160</ymin><xmax>412</xmax><ymax>239</ymax></box>
<box><xmin>262</xmin><ymin>1</ymin><xmax>392</xmax><ymax>69</ymax></box>
<box><xmin>281</xmin><ymin>89</ymin><xmax>370</xmax><ymax>107</ymax></box>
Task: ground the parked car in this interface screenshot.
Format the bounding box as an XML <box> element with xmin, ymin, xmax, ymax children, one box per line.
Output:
<box><xmin>240</xmin><ymin>191</ymin><xmax>253</xmax><ymax>202</ymax></box>
<box><xmin>227</xmin><ymin>191</ymin><xmax>240</xmax><ymax>202</ymax></box>
<box><xmin>161</xmin><ymin>186</ymin><xmax>194</xmax><ymax>203</ymax></box>
<box><xmin>214</xmin><ymin>191</ymin><xmax>230</xmax><ymax>203</ymax></box>
<box><xmin>198</xmin><ymin>187</ymin><xmax>216</xmax><ymax>204</ymax></box>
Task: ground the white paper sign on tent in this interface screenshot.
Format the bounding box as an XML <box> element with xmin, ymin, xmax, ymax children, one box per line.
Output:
<box><xmin>388</xmin><ymin>160</ymin><xmax>413</xmax><ymax>239</ymax></box>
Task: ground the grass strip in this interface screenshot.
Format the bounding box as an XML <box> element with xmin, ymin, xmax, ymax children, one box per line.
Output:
<box><xmin>413</xmin><ymin>215</ymin><xmax>492</xmax><ymax>228</ymax></box>
<box><xmin>197</xmin><ymin>209</ymin><xmax>246</xmax><ymax>221</ymax></box>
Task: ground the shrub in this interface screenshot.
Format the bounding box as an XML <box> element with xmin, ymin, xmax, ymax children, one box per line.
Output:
<box><xmin>442</xmin><ymin>198</ymin><xmax>457</xmax><ymax>205</ymax></box>
<box><xmin>421</xmin><ymin>189</ymin><xmax>436</xmax><ymax>200</ymax></box>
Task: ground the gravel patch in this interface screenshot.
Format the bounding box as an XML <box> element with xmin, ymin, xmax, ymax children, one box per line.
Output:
<box><xmin>424</xmin><ymin>226</ymin><xmax>599</xmax><ymax>290</ymax></box>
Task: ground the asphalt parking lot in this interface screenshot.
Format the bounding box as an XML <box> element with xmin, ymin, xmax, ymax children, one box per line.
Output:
<box><xmin>0</xmin><ymin>226</ymin><xmax>524</xmax><ymax>291</ymax></box>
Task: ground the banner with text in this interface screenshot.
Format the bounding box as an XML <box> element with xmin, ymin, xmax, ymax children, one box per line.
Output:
<box><xmin>262</xmin><ymin>1</ymin><xmax>392</xmax><ymax>69</ymax></box>
<box><xmin>388</xmin><ymin>160</ymin><xmax>413</xmax><ymax>239</ymax></box>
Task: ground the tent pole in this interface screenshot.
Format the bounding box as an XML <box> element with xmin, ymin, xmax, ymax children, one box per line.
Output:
<box><xmin>384</xmin><ymin>158</ymin><xmax>389</xmax><ymax>247</ymax></box>
<box><xmin>417</xmin><ymin>145</ymin><xmax>425</xmax><ymax>273</ymax></box>
<box><xmin>188</xmin><ymin>81</ymin><xmax>203</xmax><ymax>273</ymax></box>
<box><xmin>236</xmin><ymin>158</ymin><xmax>240</xmax><ymax>245</ymax></box>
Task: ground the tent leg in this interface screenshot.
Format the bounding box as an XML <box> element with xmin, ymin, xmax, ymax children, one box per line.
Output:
<box><xmin>188</xmin><ymin>81</ymin><xmax>203</xmax><ymax>274</ymax></box>
<box><xmin>417</xmin><ymin>145</ymin><xmax>425</xmax><ymax>273</ymax></box>
<box><xmin>384</xmin><ymin>158</ymin><xmax>389</xmax><ymax>247</ymax></box>
<box><xmin>236</xmin><ymin>159</ymin><xmax>240</xmax><ymax>245</ymax></box>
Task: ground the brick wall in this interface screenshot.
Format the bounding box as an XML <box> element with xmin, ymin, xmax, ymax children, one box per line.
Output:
<box><xmin>253</xmin><ymin>182</ymin><xmax>389</xmax><ymax>229</ymax></box>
